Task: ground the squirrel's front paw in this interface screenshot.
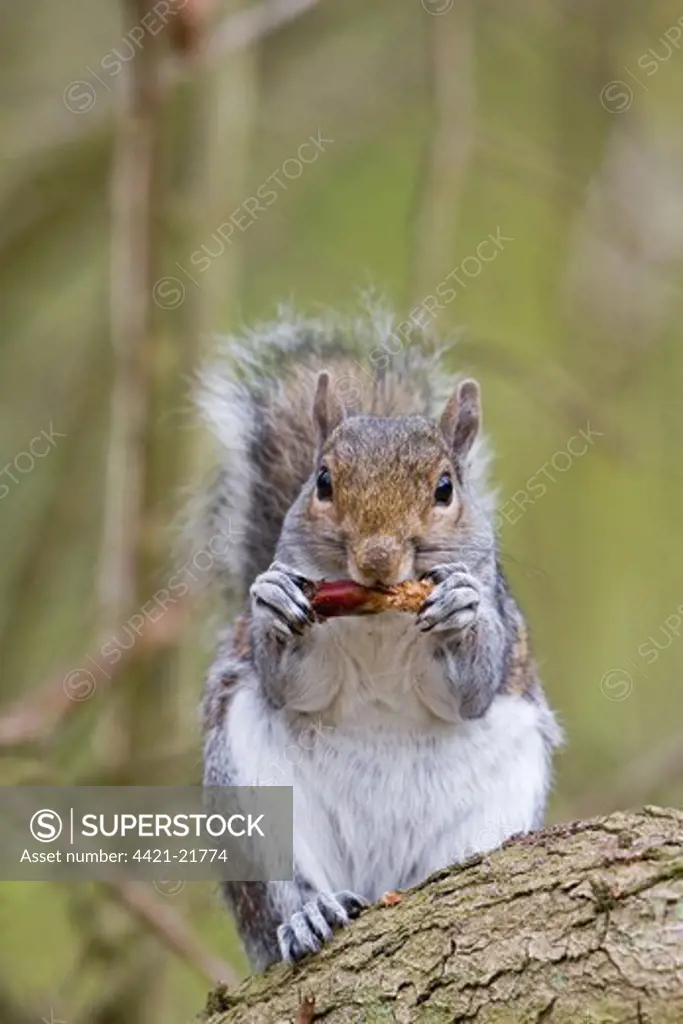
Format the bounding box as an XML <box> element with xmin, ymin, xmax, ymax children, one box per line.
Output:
<box><xmin>250</xmin><ymin>561</ymin><xmax>315</xmax><ymax>642</ymax></box>
<box><xmin>417</xmin><ymin>563</ymin><xmax>481</xmax><ymax>636</ymax></box>
<box><xmin>277</xmin><ymin>890</ymin><xmax>367</xmax><ymax>962</ymax></box>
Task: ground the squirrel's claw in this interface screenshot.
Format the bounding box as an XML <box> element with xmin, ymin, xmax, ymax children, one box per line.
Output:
<box><xmin>277</xmin><ymin>890</ymin><xmax>367</xmax><ymax>963</ymax></box>
<box><xmin>250</xmin><ymin>563</ymin><xmax>316</xmax><ymax>640</ymax></box>
<box><xmin>417</xmin><ymin>563</ymin><xmax>481</xmax><ymax>635</ymax></box>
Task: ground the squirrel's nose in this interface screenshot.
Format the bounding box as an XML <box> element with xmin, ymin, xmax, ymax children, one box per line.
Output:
<box><xmin>352</xmin><ymin>536</ymin><xmax>403</xmax><ymax>586</ymax></box>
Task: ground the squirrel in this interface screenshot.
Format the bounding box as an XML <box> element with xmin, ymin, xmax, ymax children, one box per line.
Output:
<box><xmin>197</xmin><ymin>305</ymin><xmax>562</xmax><ymax>972</ymax></box>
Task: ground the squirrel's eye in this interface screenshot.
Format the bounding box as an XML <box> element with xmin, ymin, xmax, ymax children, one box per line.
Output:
<box><xmin>434</xmin><ymin>472</ymin><xmax>453</xmax><ymax>506</ymax></box>
<box><xmin>316</xmin><ymin>466</ymin><xmax>333</xmax><ymax>501</ymax></box>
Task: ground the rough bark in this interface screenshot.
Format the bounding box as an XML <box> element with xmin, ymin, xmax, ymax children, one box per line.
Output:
<box><xmin>197</xmin><ymin>807</ymin><xmax>683</xmax><ymax>1024</ymax></box>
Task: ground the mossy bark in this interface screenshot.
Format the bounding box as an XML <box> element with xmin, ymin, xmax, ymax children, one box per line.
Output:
<box><xmin>197</xmin><ymin>807</ymin><xmax>683</xmax><ymax>1023</ymax></box>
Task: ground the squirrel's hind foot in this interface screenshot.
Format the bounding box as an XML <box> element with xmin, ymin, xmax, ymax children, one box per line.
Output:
<box><xmin>277</xmin><ymin>890</ymin><xmax>367</xmax><ymax>962</ymax></box>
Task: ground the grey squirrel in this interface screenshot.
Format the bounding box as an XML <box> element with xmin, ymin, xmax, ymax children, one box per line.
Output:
<box><xmin>197</xmin><ymin>305</ymin><xmax>561</xmax><ymax>971</ymax></box>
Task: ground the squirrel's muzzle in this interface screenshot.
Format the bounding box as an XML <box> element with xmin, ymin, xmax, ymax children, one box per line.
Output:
<box><xmin>350</xmin><ymin>536</ymin><xmax>407</xmax><ymax>587</ymax></box>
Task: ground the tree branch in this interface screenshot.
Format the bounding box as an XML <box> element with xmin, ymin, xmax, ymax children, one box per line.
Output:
<box><xmin>196</xmin><ymin>807</ymin><xmax>683</xmax><ymax>1023</ymax></box>
<box><xmin>101</xmin><ymin>881</ymin><xmax>240</xmax><ymax>988</ymax></box>
<box><xmin>0</xmin><ymin>595</ymin><xmax>188</xmax><ymax>751</ymax></box>
<box><xmin>205</xmin><ymin>0</ymin><xmax>321</xmax><ymax>63</ymax></box>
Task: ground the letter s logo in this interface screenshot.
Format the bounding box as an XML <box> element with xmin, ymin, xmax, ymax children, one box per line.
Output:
<box><xmin>30</xmin><ymin>809</ymin><xmax>63</xmax><ymax>843</ymax></box>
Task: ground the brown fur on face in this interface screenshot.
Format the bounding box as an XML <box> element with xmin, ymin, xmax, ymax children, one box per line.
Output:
<box><xmin>309</xmin><ymin>415</ymin><xmax>461</xmax><ymax>586</ymax></box>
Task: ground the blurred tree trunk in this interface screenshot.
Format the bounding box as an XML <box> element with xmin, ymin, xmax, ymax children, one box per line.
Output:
<box><xmin>88</xmin><ymin>1</ymin><xmax>209</xmax><ymax>1020</ymax></box>
<box><xmin>408</xmin><ymin>0</ymin><xmax>474</xmax><ymax>305</ymax></box>
<box><xmin>102</xmin><ymin>0</ymin><xmax>183</xmax><ymax>773</ymax></box>
<box><xmin>197</xmin><ymin>807</ymin><xmax>683</xmax><ymax>1023</ymax></box>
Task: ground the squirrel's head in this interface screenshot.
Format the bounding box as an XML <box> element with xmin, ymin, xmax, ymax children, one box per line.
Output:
<box><xmin>305</xmin><ymin>371</ymin><xmax>481</xmax><ymax>587</ymax></box>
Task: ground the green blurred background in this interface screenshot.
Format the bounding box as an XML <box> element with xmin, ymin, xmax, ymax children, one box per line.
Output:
<box><xmin>1</xmin><ymin>0</ymin><xmax>682</xmax><ymax>1020</ymax></box>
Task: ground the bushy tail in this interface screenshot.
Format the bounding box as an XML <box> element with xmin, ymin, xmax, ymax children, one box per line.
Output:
<box><xmin>192</xmin><ymin>303</ymin><xmax>480</xmax><ymax>600</ymax></box>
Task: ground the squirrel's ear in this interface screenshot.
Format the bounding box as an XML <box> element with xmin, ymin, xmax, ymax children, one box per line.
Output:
<box><xmin>439</xmin><ymin>379</ymin><xmax>481</xmax><ymax>459</ymax></box>
<box><xmin>313</xmin><ymin>370</ymin><xmax>344</xmax><ymax>452</ymax></box>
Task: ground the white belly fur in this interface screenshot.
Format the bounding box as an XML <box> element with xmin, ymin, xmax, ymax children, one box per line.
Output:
<box><xmin>287</xmin><ymin>612</ymin><xmax>456</xmax><ymax>725</ymax></box>
<box><xmin>226</xmin><ymin>614</ymin><xmax>551</xmax><ymax>901</ymax></box>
